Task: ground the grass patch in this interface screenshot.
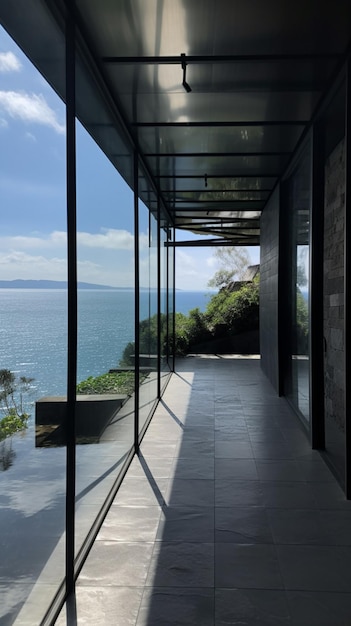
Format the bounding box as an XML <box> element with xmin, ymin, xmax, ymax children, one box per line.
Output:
<box><xmin>77</xmin><ymin>371</ymin><xmax>137</xmax><ymax>396</ymax></box>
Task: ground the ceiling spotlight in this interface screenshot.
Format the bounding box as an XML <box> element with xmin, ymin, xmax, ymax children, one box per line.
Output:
<box><xmin>181</xmin><ymin>53</ymin><xmax>192</xmax><ymax>93</ymax></box>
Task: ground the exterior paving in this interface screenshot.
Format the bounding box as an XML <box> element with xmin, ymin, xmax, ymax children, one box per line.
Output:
<box><xmin>57</xmin><ymin>356</ymin><xmax>351</xmax><ymax>625</ymax></box>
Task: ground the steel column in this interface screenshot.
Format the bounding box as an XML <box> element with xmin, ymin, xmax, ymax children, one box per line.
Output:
<box><xmin>345</xmin><ymin>62</ymin><xmax>351</xmax><ymax>498</ymax></box>
<box><xmin>310</xmin><ymin>124</ymin><xmax>326</xmax><ymax>449</ymax></box>
<box><xmin>157</xmin><ymin>197</ymin><xmax>161</xmax><ymax>399</ymax></box>
<box><xmin>133</xmin><ymin>152</ymin><xmax>140</xmax><ymax>453</ymax></box>
<box><xmin>65</xmin><ymin>0</ymin><xmax>77</xmax><ymax>595</ymax></box>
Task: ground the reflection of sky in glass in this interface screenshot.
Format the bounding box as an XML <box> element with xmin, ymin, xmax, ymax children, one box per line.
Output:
<box><xmin>298</xmin><ymin>244</ymin><xmax>309</xmax><ymax>287</ymax></box>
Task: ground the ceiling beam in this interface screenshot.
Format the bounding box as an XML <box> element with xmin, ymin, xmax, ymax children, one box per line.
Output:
<box><xmin>102</xmin><ymin>53</ymin><xmax>340</xmax><ymax>65</ymax></box>
<box><xmin>133</xmin><ymin>120</ymin><xmax>308</xmax><ymax>127</ymax></box>
<box><xmin>144</xmin><ymin>151</ymin><xmax>292</xmax><ymax>158</ymax></box>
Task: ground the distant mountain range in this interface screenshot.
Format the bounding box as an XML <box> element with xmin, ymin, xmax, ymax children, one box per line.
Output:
<box><xmin>0</xmin><ymin>279</ymin><xmax>117</xmax><ymax>290</ymax></box>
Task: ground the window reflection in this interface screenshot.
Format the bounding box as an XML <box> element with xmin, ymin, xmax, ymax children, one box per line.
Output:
<box><xmin>0</xmin><ymin>24</ymin><xmax>67</xmax><ymax>622</ymax></box>
<box><xmin>286</xmin><ymin>147</ymin><xmax>311</xmax><ymax>422</ymax></box>
<box><xmin>74</xmin><ymin>121</ymin><xmax>135</xmax><ymax>556</ymax></box>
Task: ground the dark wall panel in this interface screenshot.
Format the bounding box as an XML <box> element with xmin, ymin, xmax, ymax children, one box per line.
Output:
<box><xmin>260</xmin><ymin>185</ymin><xmax>280</xmax><ymax>391</ymax></box>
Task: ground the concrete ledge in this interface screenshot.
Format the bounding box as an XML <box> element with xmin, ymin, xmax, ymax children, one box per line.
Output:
<box><xmin>35</xmin><ymin>394</ymin><xmax>127</xmax><ymax>446</ymax></box>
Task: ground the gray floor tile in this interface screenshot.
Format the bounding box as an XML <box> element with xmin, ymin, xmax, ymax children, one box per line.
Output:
<box><xmin>215</xmin><ymin>543</ymin><xmax>283</xmax><ymax>589</ymax></box>
<box><xmin>172</xmin><ymin>456</ymin><xmax>215</xmax><ymax>479</ymax></box>
<box><xmin>319</xmin><ymin>510</ymin><xmax>351</xmax><ymax>545</ymax></box>
<box><xmin>78</xmin><ymin>541</ymin><xmax>154</xmax><ymax>587</ymax></box>
<box><xmin>156</xmin><ymin>506</ymin><xmax>214</xmax><ymax>542</ymax></box>
<box><xmin>215</xmin><ymin>441</ymin><xmax>254</xmax><ymax>458</ymax></box>
<box><xmin>261</xmin><ymin>481</ymin><xmax>319</xmax><ymax>509</ymax></box>
<box><xmin>267</xmin><ymin>509</ymin><xmax>329</xmax><ymax>545</ymax></box>
<box><xmin>178</xmin><ymin>439</ymin><xmax>215</xmax><ymax>458</ymax></box>
<box><xmin>215</xmin><ymin>589</ymin><xmax>292</xmax><ymax>626</ymax></box>
<box><xmin>255</xmin><ymin>460</ymin><xmax>306</xmax><ymax>482</ymax></box>
<box><xmin>297</xmin><ymin>459</ymin><xmax>336</xmax><ymax>482</ymax></box>
<box><xmin>167</xmin><ymin>478</ymin><xmax>214</xmax><ymax>507</ymax></box>
<box><xmin>251</xmin><ymin>442</ymin><xmax>295</xmax><ymax>460</ymax></box>
<box><xmin>248</xmin><ymin>429</ymin><xmax>287</xmax><ymax>444</ymax></box>
<box><xmin>215</xmin><ymin>506</ymin><xmax>273</xmax><ymax>544</ymax></box>
<box><xmin>113</xmin><ymin>477</ymin><xmax>168</xmax><ymax>507</ymax></box>
<box><xmin>215</xmin><ymin>458</ymin><xmax>258</xmax><ymax>480</ymax></box>
<box><xmin>286</xmin><ymin>590</ymin><xmax>351</xmax><ymax>626</ymax></box>
<box><xmin>215</xmin><ymin>418</ymin><xmax>247</xmax><ymax>430</ymax></box>
<box><xmin>96</xmin><ymin>506</ymin><xmax>162</xmax><ymax>542</ymax></box>
<box><xmin>215</xmin><ymin>479</ymin><xmax>264</xmax><ymax>507</ymax></box>
<box><xmin>277</xmin><ymin>545</ymin><xmax>351</xmax><ymax>592</ymax></box>
<box><xmin>127</xmin><ymin>456</ymin><xmax>175</xmax><ymax>479</ymax></box>
<box><xmin>57</xmin><ymin>358</ymin><xmax>351</xmax><ymax>625</ymax></box>
<box><xmin>146</xmin><ymin>542</ymin><xmax>214</xmax><ymax>588</ymax></box>
<box><xmin>56</xmin><ymin>586</ymin><xmax>144</xmax><ymax>625</ymax></box>
<box><xmin>136</xmin><ymin>587</ymin><xmax>214</xmax><ymax>626</ymax></box>
<box><xmin>309</xmin><ymin>482</ymin><xmax>351</xmax><ymax>510</ymax></box>
<box><xmin>140</xmin><ymin>441</ymin><xmax>179</xmax><ymax>458</ymax></box>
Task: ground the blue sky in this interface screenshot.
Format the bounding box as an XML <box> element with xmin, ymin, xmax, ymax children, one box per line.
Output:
<box><xmin>0</xmin><ymin>26</ymin><xmax>259</xmax><ymax>290</ymax></box>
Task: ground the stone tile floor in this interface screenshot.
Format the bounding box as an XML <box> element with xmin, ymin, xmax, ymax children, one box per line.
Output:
<box><xmin>57</xmin><ymin>356</ymin><xmax>351</xmax><ymax>625</ymax></box>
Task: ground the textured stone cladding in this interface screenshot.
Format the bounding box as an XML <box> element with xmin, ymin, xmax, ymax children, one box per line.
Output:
<box><xmin>324</xmin><ymin>138</ymin><xmax>345</xmax><ymax>431</ymax></box>
<box><xmin>260</xmin><ymin>186</ymin><xmax>280</xmax><ymax>392</ymax></box>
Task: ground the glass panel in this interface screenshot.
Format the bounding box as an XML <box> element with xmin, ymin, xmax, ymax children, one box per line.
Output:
<box><xmin>286</xmin><ymin>147</ymin><xmax>311</xmax><ymax>421</ymax></box>
<box><xmin>75</xmin><ymin>121</ymin><xmax>135</xmax><ymax>555</ymax></box>
<box><xmin>167</xmin><ymin>229</ymin><xmax>175</xmax><ymax>372</ymax></box>
<box><xmin>0</xmin><ymin>26</ymin><xmax>67</xmax><ymax>622</ymax></box>
<box><xmin>160</xmin><ymin>223</ymin><xmax>171</xmax><ymax>392</ymax></box>
<box><xmin>138</xmin><ymin>194</ymin><xmax>158</xmax><ymax>434</ymax></box>
<box><xmin>138</xmin><ymin>126</ymin><xmax>304</xmax><ymax>158</ymax></box>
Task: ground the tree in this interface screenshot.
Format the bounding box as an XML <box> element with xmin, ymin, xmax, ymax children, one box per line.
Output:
<box><xmin>0</xmin><ymin>369</ymin><xmax>34</xmax><ymax>443</ymax></box>
<box><xmin>207</xmin><ymin>246</ymin><xmax>251</xmax><ymax>289</ymax></box>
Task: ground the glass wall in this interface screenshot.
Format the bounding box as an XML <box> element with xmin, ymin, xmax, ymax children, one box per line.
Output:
<box><xmin>168</xmin><ymin>229</ymin><xmax>175</xmax><ymax>372</ymax></box>
<box><xmin>138</xmin><ymin>176</ymin><xmax>159</xmax><ymax>433</ymax></box>
<box><xmin>284</xmin><ymin>145</ymin><xmax>311</xmax><ymax>422</ymax></box>
<box><xmin>160</xmin><ymin>219</ymin><xmax>171</xmax><ymax>392</ymax></box>
<box><xmin>75</xmin><ymin>121</ymin><xmax>135</xmax><ymax>556</ymax></box>
<box><xmin>0</xmin><ymin>18</ymin><xmax>176</xmax><ymax>624</ymax></box>
<box><xmin>0</xmin><ymin>25</ymin><xmax>67</xmax><ymax>623</ymax></box>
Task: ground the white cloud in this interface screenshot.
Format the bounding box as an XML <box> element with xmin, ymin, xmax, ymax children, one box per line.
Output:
<box><xmin>0</xmin><ymin>250</ymin><xmax>67</xmax><ymax>280</ymax></box>
<box><xmin>176</xmin><ymin>249</ymin><xmax>198</xmax><ymax>276</ymax></box>
<box><xmin>0</xmin><ymin>117</ymin><xmax>8</xmax><ymax>128</ymax></box>
<box><xmin>0</xmin><ymin>228</ymin><xmax>150</xmax><ymax>252</ymax></box>
<box><xmin>206</xmin><ymin>255</ymin><xmax>218</xmax><ymax>268</ymax></box>
<box><xmin>25</xmin><ymin>131</ymin><xmax>36</xmax><ymax>142</ymax></box>
<box><xmin>0</xmin><ymin>51</ymin><xmax>22</xmax><ymax>73</ymax></box>
<box><xmin>77</xmin><ymin>228</ymin><xmax>134</xmax><ymax>250</ymax></box>
<box><xmin>0</xmin><ymin>90</ymin><xmax>65</xmax><ymax>134</ymax></box>
<box><xmin>175</xmin><ymin>248</ymin><xmax>217</xmax><ymax>290</ymax></box>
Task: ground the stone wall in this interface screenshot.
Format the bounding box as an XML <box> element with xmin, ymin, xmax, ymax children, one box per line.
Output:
<box><xmin>324</xmin><ymin>138</ymin><xmax>345</xmax><ymax>431</ymax></box>
<box><xmin>260</xmin><ymin>186</ymin><xmax>280</xmax><ymax>392</ymax></box>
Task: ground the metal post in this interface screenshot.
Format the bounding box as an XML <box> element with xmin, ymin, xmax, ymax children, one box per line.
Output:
<box><xmin>65</xmin><ymin>0</ymin><xmax>77</xmax><ymax>594</ymax></box>
<box><xmin>134</xmin><ymin>152</ymin><xmax>140</xmax><ymax>453</ymax></box>
<box><xmin>157</xmin><ymin>198</ymin><xmax>161</xmax><ymax>398</ymax></box>
<box><xmin>310</xmin><ymin>125</ymin><xmax>326</xmax><ymax>449</ymax></box>
<box><xmin>345</xmin><ymin>62</ymin><xmax>351</xmax><ymax>498</ymax></box>
<box><xmin>277</xmin><ymin>181</ymin><xmax>290</xmax><ymax>397</ymax></box>
<box><xmin>172</xmin><ymin>229</ymin><xmax>176</xmax><ymax>373</ymax></box>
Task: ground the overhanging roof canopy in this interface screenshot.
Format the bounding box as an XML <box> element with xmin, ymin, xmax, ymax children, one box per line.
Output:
<box><xmin>2</xmin><ymin>0</ymin><xmax>351</xmax><ymax>245</ymax></box>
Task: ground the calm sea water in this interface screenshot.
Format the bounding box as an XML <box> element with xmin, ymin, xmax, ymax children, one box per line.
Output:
<box><xmin>0</xmin><ymin>289</ymin><xmax>210</xmax><ymax>400</ymax></box>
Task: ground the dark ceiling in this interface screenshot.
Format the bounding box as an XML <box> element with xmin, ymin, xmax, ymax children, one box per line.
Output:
<box><xmin>2</xmin><ymin>0</ymin><xmax>351</xmax><ymax>245</ymax></box>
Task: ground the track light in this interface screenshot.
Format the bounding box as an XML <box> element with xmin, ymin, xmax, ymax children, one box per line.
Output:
<box><xmin>181</xmin><ymin>53</ymin><xmax>192</xmax><ymax>93</ymax></box>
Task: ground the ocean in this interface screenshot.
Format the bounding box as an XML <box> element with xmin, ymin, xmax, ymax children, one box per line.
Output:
<box><xmin>0</xmin><ymin>288</ymin><xmax>211</xmax><ymax>401</ymax></box>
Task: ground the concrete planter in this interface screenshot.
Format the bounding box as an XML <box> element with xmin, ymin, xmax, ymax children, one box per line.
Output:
<box><xmin>35</xmin><ymin>394</ymin><xmax>127</xmax><ymax>446</ymax></box>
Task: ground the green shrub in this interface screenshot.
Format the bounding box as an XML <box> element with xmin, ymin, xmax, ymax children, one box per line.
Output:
<box><xmin>120</xmin><ymin>280</ymin><xmax>260</xmax><ymax>361</ymax></box>
<box><xmin>205</xmin><ymin>280</ymin><xmax>259</xmax><ymax>337</ymax></box>
<box><xmin>0</xmin><ymin>410</ymin><xmax>29</xmax><ymax>442</ymax></box>
<box><xmin>77</xmin><ymin>371</ymin><xmax>136</xmax><ymax>396</ymax></box>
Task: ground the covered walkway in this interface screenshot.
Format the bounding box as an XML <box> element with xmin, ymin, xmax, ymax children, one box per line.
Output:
<box><xmin>58</xmin><ymin>356</ymin><xmax>351</xmax><ymax>626</ymax></box>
